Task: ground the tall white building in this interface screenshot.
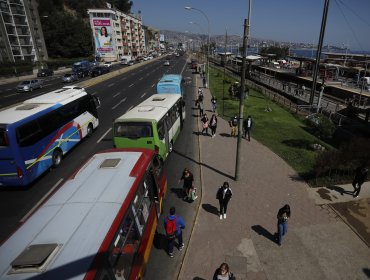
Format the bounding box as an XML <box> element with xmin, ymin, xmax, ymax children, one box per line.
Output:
<box><xmin>0</xmin><ymin>0</ymin><xmax>48</xmax><ymax>62</ymax></box>
<box><xmin>87</xmin><ymin>8</ymin><xmax>146</xmax><ymax>62</ymax></box>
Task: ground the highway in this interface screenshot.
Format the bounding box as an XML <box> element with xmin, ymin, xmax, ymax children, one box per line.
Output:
<box><xmin>0</xmin><ymin>52</ymin><xmax>200</xmax><ymax>273</ymax></box>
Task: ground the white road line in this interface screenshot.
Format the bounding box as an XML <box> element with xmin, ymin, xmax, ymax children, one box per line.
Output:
<box><xmin>138</xmin><ymin>77</ymin><xmax>143</xmax><ymax>81</ymax></box>
<box><xmin>152</xmin><ymin>84</ymin><xmax>155</xmax><ymax>88</ymax></box>
<box><xmin>97</xmin><ymin>128</ymin><xmax>112</xmax><ymax>143</ymax></box>
<box><xmin>140</xmin><ymin>92</ymin><xmax>147</xmax><ymax>98</ymax></box>
<box><xmin>129</xmin><ymin>83</ymin><xmax>134</xmax><ymax>87</ymax></box>
<box><xmin>181</xmin><ymin>61</ymin><xmax>187</xmax><ymax>74</ymax></box>
<box><xmin>126</xmin><ymin>105</ymin><xmax>133</xmax><ymax>113</ymax></box>
<box><xmin>20</xmin><ymin>178</ymin><xmax>64</xmax><ymax>223</ymax></box>
<box><xmin>6</xmin><ymin>88</ymin><xmax>12</xmax><ymax>91</ymax></box>
<box><xmin>4</xmin><ymin>93</ymin><xmax>19</xmax><ymax>98</ymax></box>
<box><xmin>121</xmin><ymin>77</ymin><xmax>127</xmax><ymax>81</ymax></box>
<box><xmin>113</xmin><ymin>91</ymin><xmax>121</xmax><ymax>98</ymax></box>
<box><xmin>91</xmin><ymin>91</ymin><xmax>98</xmax><ymax>95</ymax></box>
<box><xmin>108</xmin><ymin>83</ymin><xmax>115</xmax><ymax>87</ymax></box>
<box><xmin>112</xmin><ymin>97</ymin><xmax>126</xmax><ymax>110</ymax></box>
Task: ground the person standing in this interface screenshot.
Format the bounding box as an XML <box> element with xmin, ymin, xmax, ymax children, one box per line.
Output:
<box><xmin>201</xmin><ymin>113</ymin><xmax>209</xmax><ymax>136</ymax></box>
<box><xmin>229</xmin><ymin>115</ymin><xmax>238</xmax><ymax>137</ymax></box>
<box><xmin>164</xmin><ymin>207</ymin><xmax>186</xmax><ymax>258</ymax></box>
<box><xmin>276</xmin><ymin>204</ymin><xmax>291</xmax><ymax>246</ymax></box>
<box><xmin>198</xmin><ymin>101</ymin><xmax>204</xmax><ymax>117</ymax></box>
<box><xmin>178</xmin><ymin>168</ymin><xmax>194</xmax><ymax>200</ymax></box>
<box><xmin>213</xmin><ymin>263</ymin><xmax>236</xmax><ymax>280</ymax></box>
<box><xmin>203</xmin><ymin>76</ymin><xmax>207</xmax><ymax>88</ymax></box>
<box><xmin>216</xmin><ymin>182</ymin><xmax>233</xmax><ymax>220</ymax></box>
<box><xmin>352</xmin><ymin>166</ymin><xmax>368</xmax><ymax>198</ymax></box>
<box><xmin>243</xmin><ymin>115</ymin><xmax>253</xmax><ymax>141</ymax></box>
<box><xmin>209</xmin><ymin>114</ymin><xmax>218</xmax><ymax>138</ymax></box>
<box><xmin>211</xmin><ymin>96</ymin><xmax>217</xmax><ymax>113</ymax></box>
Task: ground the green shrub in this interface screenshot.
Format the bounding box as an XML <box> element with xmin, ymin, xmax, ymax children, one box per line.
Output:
<box><xmin>304</xmin><ymin>113</ymin><xmax>336</xmax><ymax>140</ymax></box>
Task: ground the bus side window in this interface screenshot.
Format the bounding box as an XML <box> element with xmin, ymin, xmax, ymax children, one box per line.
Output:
<box><xmin>157</xmin><ymin>119</ymin><xmax>165</xmax><ymax>140</ymax></box>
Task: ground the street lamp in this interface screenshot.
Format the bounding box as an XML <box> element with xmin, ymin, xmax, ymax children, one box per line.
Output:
<box><xmin>185</xmin><ymin>6</ymin><xmax>210</xmax><ymax>89</ymax></box>
<box><xmin>189</xmin><ymin>21</ymin><xmax>205</xmax><ymax>58</ymax></box>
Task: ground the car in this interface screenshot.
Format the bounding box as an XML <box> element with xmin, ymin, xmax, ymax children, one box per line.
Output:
<box><xmin>74</xmin><ymin>68</ymin><xmax>90</xmax><ymax>78</ymax></box>
<box><xmin>120</xmin><ymin>58</ymin><xmax>128</xmax><ymax>65</ymax></box>
<box><xmin>90</xmin><ymin>66</ymin><xmax>110</xmax><ymax>77</ymax></box>
<box><xmin>103</xmin><ymin>61</ymin><xmax>112</xmax><ymax>68</ymax></box>
<box><xmin>37</xmin><ymin>68</ymin><xmax>53</xmax><ymax>77</ymax></box>
<box><xmin>147</xmin><ymin>55</ymin><xmax>153</xmax><ymax>60</ymax></box>
<box><xmin>127</xmin><ymin>60</ymin><xmax>135</xmax><ymax>66</ymax></box>
<box><xmin>135</xmin><ymin>56</ymin><xmax>144</xmax><ymax>63</ymax></box>
<box><xmin>62</xmin><ymin>73</ymin><xmax>79</xmax><ymax>83</ymax></box>
<box><xmin>16</xmin><ymin>79</ymin><xmax>43</xmax><ymax>92</ymax></box>
<box><xmin>163</xmin><ymin>60</ymin><xmax>170</xmax><ymax>66</ymax></box>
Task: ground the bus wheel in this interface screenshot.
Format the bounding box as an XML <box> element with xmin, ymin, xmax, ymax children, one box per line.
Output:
<box><xmin>52</xmin><ymin>150</ymin><xmax>63</xmax><ymax>167</ymax></box>
<box><xmin>169</xmin><ymin>141</ymin><xmax>173</xmax><ymax>153</ymax></box>
<box><xmin>87</xmin><ymin>123</ymin><xmax>93</xmax><ymax>137</ymax></box>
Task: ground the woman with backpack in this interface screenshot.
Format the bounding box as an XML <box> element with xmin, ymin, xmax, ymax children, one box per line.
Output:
<box><xmin>216</xmin><ymin>181</ymin><xmax>233</xmax><ymax>220</ymax></box>
<box><xmin>213</xmin><ymin>262</ymin><xmax>236</xmax><ymax>280</ymax></box>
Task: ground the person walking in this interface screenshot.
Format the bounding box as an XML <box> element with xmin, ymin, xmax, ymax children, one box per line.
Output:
<box><xmin>216</xmin><ymin>182</ymin><xmax>233</xmax><ymax>220</ymax></box>
<box><xmin>178</xmin><ymin>168</ymin><xmax>194</xmax><ymax>200</ymax></box>
<box><xmin>213</xmin><ymin>263</ymin><xmax>236</xmax><ymax>280</ymax></box>
<box><xmin>201</xmin><ymin>113</ymin><xmax>209</xmax><ymax>136</ymax></box>
<box><xmin>229</xmin><ymin>115</ymin><xmax>238</xmax><ymax>137</ymax></box>
<box><xmin>352</xmin><ymin>165</ymin><xmax>368</xmax><ymax>198</ymax></box>
<box><xmin>276</xmin><ymin>204</ymin><xmax>291</xmax><ymax>246</ymax></box>
<box><xmin>211</xmin><ymin>96</ymin><xmax>217</xmax><ymax>113</ymax></box>
<box><xmin>198</xmin><ymin>101</ymin><xmax>204</xmax><ymax>117</ymax></box>
<box><xmin>164</xmin><ymin>206</ymin><xmax>186</xmax><ymax>258</ymax></box>
<box><xmin>243</xmin><ymin>115</ymin><xmax>253</xmax><ymax>141</ymax></box>
<box><xmin>203</xmin><ymin>76</ymin><xmax>207</xmax><ymax>88</ymax></box>
<box><xmin>209</xmin><ymin>114</ymin><xmax>218</xmax><ymax>138</ymax></box>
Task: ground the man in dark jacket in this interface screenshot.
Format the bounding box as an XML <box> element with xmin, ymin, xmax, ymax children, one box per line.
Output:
<box><xmin>352</xmin><ymin>166</ymin><xmax>368</xmax><ymax>198</ymax></box>
<box><xmin>164</xmin><ymin>207</ymin><xmax>186</xmax><ymax>257</ymax></box>
<box><xmin>243</xmin><ymin>115</ymin><xmax>253</xmax><ymax>141</ymax></box>
<box><xmin>216</xmin><ymin>182</ymin><xmax>233</xmax><ymax>220</ymax></box>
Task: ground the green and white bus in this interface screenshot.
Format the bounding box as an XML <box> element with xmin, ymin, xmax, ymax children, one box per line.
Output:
<box><xmin>113</xmin><ymin>94</ymin><xmax>185</xmax><ymax>160</ymax></box>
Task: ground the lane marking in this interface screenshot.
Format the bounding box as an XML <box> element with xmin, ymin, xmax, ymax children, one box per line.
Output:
<box><xmin>112</xmin><ymin>97</ymin><xmax>126</xmax><ymax>110</ymax></box>
<box><xmin>20</xmin><ymin>178</ymin><xmax>64</xmax><ymax>222</ymax></box>
<box><xmin>91</xmin><ymin>91</ymin><xmax>98</xmax><ymax>95</ymax></box>
<box><xmin>138</xmin><ymin>77</ymin><xmax>143</xmax><ymax>81</ymax></box>
<box><xmin>151</xmin><ymin>84</ymin><xmax>155</xmax><ymax>88</ymax></box>
<box><xmin>121</xmin><ymin>77</ymin><xmax>127</xmax><ymax>81</ymax></box>
<box><xmin>113</xmin><ymin>91</ymin><xmax>121</xmax><ymax>98</ymax></box>
<box><xmin>108</xmin><ymin>83</ymin><xmax>115</xmax><ymax>87</ymax></box>
<box><xmin>4</xmin><ymin>93</ymin><xmax>19</xmax><ymax>98</ymax></box>
<box><xmin>97</xmin><ymin>128</ymin><xmax>112</xmax><ymax>143</ymax></box>
<box><xmin>140</xmin><ymin>92</ymin><xmax>147</xmax><ymax>98</ymax></box>
<box><xmin>129</xmin><ymin>83</ymin><xmax>134</xmax><ymax>87</ymax></box>
<box><xmin>126</xmin><ymin>105</ymin><xmax>133</xmax><ymax>113</ymax></box>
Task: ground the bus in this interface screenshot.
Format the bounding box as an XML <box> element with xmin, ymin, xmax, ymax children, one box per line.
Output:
<box><xmin>0</xmin><ymin>86</ymin><xmax>100</xmax><ymax>187</ymax></box>
<box><xmin>0</xmin><ymin>148</ymin><xmax>167</xmax><ymax>280</ymax></box>
<box><xmin>156</xmin><ymin>74</ymin><xmax>184</xmax><ymax>96</ymax></box>
<box><xmin>113</xmin><ymin>94</ymin><xmax>185</xmax><ymax>160</ymax></box>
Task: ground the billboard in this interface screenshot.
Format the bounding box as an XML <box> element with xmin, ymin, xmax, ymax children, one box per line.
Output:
<box><xmin>93</xmin><ymin>18</ymin><xmax>114</xmax><ymax>58</ymax></box>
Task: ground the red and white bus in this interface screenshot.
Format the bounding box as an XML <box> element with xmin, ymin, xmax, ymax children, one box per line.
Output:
<box><xmin>0</xmin><ymin>148</ymin><xmax>167</xmax><ymax>280</ymax></box>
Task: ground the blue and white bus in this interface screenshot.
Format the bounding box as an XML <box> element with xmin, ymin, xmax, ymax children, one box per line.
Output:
<box><xmin>156</xmin><ymin>74</ymin><xmax>184</xmax><ymax>96</ymax></box>
<box><xmin>0</xmin><ymin>86</ymin><xmax>100</xmax><ymax>187</ymax></box>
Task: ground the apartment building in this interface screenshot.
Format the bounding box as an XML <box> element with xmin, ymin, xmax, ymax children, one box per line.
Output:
<box><xmin>0</xmin><ymin>0</ymin><xmax>48</xmax><ymax>62</ymax></box>
<box><xmin>88</xmin><ymin>8</ymin><xmax>147</xmax><ymax>62</ymax></box>
<box><xmin>143</xmin><ymin>25</ymin><xmax>160</xmax><ymax>53</ymax></box>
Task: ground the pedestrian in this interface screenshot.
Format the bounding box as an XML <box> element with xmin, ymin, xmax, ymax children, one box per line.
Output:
<box><xmin>164</xmin><ymin>206</ymin><xmax>186</xmax><ymax>258</ymax></box>
<box><xmin>276</xmin><ymin>204</ymin><xmax>291</xmax><ymax>246</ymax></box>
<box><xmin>209</xmin><ymin>114</ymin><xmax>218</xmax><ymax>138</ymax></box>
<box><xmin>178</xmin><ymin>168</ymin><xmax>194</xmax><ymax>200</ymax></box>
<box><xmin>198</xmin><ymin>89</ymin><xmax>204</xmax><ymax>103</ymax></box>
<box><xmin>213</xmin><ymin>263</ymin><xmax>236</xmax><ymax>280</ymax></box>
<box><xmin>201</xmin><ymin>113</ymin><xmax>209</xmax><ymax>136</ymax></box>
<box><xmin>229</xmin><ymin>115</ymin><xmax>238</xmax><ymax>137</ymax></box>
<box><xmin>211</xmin><ymin>96</ymin><xmax>217</xmax><ymax>112</ymax></box>
<box><xmin>203</xmin><ymin>76</ymin><xmax>207</xmax><ymax>88</ymax></box>
<box><xmin>242</xmin><ymin>115</ymin><xmax>253</xmax><ymax>141</ymax></box>
<box><xmin>187</xmin><ymin>185</ymin><xmax>198</xmax><ymax>201</ymax></box>
<box><xmin>352</xmin><ymin>165</ymin><xmax>368</xmax><ymax>198</ymax></box>
<box><xmin>216</xmin><ymin>181</ymin><xmax>233</xmax><ymax>220</ymax></box>
<box><xmin>198</xmin><ymin>101</ymin><xmax>204</xmax><ymax>117</ymax></box>
<box><xmin>198</xmin><ymin>66</ymin><xmax>201</xmax><ymax>74</ymax></box>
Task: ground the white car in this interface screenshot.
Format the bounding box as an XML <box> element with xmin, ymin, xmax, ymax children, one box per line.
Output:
<box><xmin>163</xmin><ymin>60</ymin><xmax>170</xmax><ymax>66</ymax></box>
<box><xmin>16</xmin><ymin>79</ymin><xmax>43</xmax><ymax>92</ymax></box>
<box><xmin>103</xmin><ymin>62</ymin><xmax>112</xmax><ymax>68</ymax></box>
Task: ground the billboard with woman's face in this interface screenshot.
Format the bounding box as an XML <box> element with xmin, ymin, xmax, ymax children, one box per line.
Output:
<box><xmin>93</xmin><ymin>18</ymin><xmax>114</xmax><ymax>57</ymax></box>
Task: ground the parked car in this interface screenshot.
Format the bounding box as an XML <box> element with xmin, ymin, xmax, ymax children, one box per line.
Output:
<box><xmin>103</xmin><ymin>61</ymin><xmax>112</xmax><ymax>68</ymax></box>
<box><xmin>163</xmin><ymin>60</ymin><xmax>170</xmax><ymax>66</ymax></box>
<box><xmin>16</xmin><ymin>79</ymin><xmax>43</xmax><ymax>92</ymax></box>
<box><xmin>127</xmin><ymin>60</ymin><xmax>135</xmax><ymax>66</ymax></box>
<box><xmin>74</xmin><ymin>68</ymin><xmax>90</xmax><ymax>78</ymax></box>
<box><xmin>62</xmin><ymin>73</ymin><xmax>79</xmax><ymax>83</ymax></box>
<box><xmin>120</xmin><ymin>58</ymin><xmax>128</xmax><ymax>65</ymax></box>
<box><xmin>90</xmin><ymin>66</ymin><xmax>110</xmax><ymax>77</ymax></box>
<box><xmin>37</xmin><ymin>68</ymin><xmax>53</xmax><ymax>77</ymax></box>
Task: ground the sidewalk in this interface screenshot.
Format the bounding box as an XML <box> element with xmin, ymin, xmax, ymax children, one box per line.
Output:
<box><xmin>179</xmin><ymin>74</ymin><xmax>370</xmax><ymax>280</ymax></box>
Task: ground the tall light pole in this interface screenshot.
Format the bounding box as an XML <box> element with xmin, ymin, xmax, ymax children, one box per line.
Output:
<box><xmin>185</xmin><ymin>6</ymin><xmax>210</xmax><ymax>88</ymax></box>
<box><xmin>189</xmin><ymin>21</ymin><xmax>206</xmax><ymax>62</ymax></box>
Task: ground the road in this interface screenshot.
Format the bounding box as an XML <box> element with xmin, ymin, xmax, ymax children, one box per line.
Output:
<box><xmin>0</xmin><ymin>52</ymin><xmax>199</xmax><ymax>265</ymax></box>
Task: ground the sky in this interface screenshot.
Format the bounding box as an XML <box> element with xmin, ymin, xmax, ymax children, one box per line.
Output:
<box><xmin>131</xmin><ymin>0</ymin><xmax>370</xmax><ymax>52</ymax></box>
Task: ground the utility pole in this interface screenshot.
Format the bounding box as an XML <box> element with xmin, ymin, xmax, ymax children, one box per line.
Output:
<box><xmin>235</xmin><ymin>0</ymin><xmax>252</xmax><ymax>180</ymax></box>
<box><xmin>310</xmin><ymin>0</ymin><xmax>330</xmax><ymax>106</ymax></box>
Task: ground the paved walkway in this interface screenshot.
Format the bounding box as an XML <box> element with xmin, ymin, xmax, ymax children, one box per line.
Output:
<box><xmin>178</xmin><ymin>74</ymin><xmax>370</xmax><ymax>280</ymax></box>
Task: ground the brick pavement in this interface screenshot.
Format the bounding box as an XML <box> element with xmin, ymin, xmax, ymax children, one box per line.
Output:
<box><xmin>178</xmin><ymin>73</ymin><xmax>370</xmax><ymax>280</ymax></box>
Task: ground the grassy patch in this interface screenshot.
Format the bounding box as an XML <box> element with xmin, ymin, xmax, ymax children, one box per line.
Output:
<box><xmin>209</xmin><ymin>66</ymin><xmax>333</xmax><ymax>177</ymax></box>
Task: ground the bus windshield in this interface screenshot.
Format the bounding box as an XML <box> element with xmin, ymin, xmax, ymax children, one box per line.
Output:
<box><xmin>115</xmin><ymin>122</ymin><xmax>153</xmax><ymax>138</ymax></box>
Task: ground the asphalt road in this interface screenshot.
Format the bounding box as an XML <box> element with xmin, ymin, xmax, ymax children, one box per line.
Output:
<box><xmin>0</xmin><ymin>54</ymin><xmax>196</xmax><ymax>256</ymax></box>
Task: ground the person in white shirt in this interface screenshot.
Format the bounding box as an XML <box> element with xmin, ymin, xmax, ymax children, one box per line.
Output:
<box><xmin>95</xmin><ymin>26</ymin><xmax>112</xmax><ymax>49</ymax></box>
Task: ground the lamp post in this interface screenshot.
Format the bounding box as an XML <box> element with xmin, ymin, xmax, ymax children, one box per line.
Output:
<box><xmin>189</xmin><ymin>21</ymin><xmax>206</xmax><ymax>62</ymax></box>
<box><xmin>185</xmin><ymin>6</ymin><xmax>210</xmax><ymax>88</ymax></box>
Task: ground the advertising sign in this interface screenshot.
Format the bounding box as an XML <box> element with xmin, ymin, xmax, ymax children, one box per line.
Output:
<box><xmin>93</xmin><ymin>18</ymin><xmax>114</xmax><ymax>57</ymax></box>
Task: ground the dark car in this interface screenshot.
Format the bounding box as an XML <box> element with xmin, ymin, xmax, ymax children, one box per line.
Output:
<box><xmin>90</xmin><ymin>66</ymin><xmax>110</xmax><ymax>77</ymax></box>
<box><xmin>74</xmin><ymin>68</ymin><xmax>90</xmax><ymax>78</ymax></box>
<box><xmin>37</xmin><ymin>68</ymin><xmax>53</xmax><ymax>77</ymax></box>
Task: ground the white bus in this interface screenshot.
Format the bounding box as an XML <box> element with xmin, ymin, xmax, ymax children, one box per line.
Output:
<box><xmin>113</xmin><ymin>94</ymin><xmax>185</xmax><ymax>160</ymax></box>
<box><xmin>0</xmin><ymin>86</ymin><xmax>100</xmax><ymax>186</ymax></box>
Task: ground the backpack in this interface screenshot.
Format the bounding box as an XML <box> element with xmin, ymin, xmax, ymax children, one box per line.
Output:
<box><xmin>165</xmin><ymin>216</ymin><xmax>177</xmax><ymax>239</ymax></box>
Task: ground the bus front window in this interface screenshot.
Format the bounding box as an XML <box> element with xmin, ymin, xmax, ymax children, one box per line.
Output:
<box><xmin>115</xmin><ymin>122</ymin><xmax>153</xmax><ymax>138</ymax></box>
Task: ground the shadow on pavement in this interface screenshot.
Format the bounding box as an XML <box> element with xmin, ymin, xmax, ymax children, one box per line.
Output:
<box><xmin>153</xmin><ymin>230</ymin><xmax>167</xmax><ymax>250</ymax></box>
<box><xmin>363</xmin><ymin>268</ymin><xmax>370</xmax><ymax>278</ymax></box>
<box><xmin>219</xmin><ymin>133</ymin><xmax>231</xmax><ymax>137</ymax></box>
<box><xmin>170</xmin><ymin>187</ymin><xmax>184</xmax><ymax>199</ymax></box>
<box><xmin>193</xmin><ymin>277</ymin><xmax>206</xmax><ymax>280</ymax></box>
<box><xmin>327</xmin><ymin>185</ymin><xmax>354</xmax><ymax>196</ymax></box>
<box><xmin>202</xmin><ymin>203</ymin><xmax>219</xmax><ymax>216</ymax></box>
<box><xmin>251</xmin><ymin>225</ymin><xmax>277</xmax><ymax>244</ymax></box>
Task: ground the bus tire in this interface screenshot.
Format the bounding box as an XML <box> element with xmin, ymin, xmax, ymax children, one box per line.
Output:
<box><xmin>87</xmin><ymin>123</ymin><xmax>93</xmax><ymax>137</ymax></box>
<box><xmin>52</xmin><ymin>149</ymin><xmax>63</xmax><ymax>167</ymax></box>
<box><xmin>169</xmin><ymin>141</ymin><xmax>173</xmax><ymax>153</ymax></box>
